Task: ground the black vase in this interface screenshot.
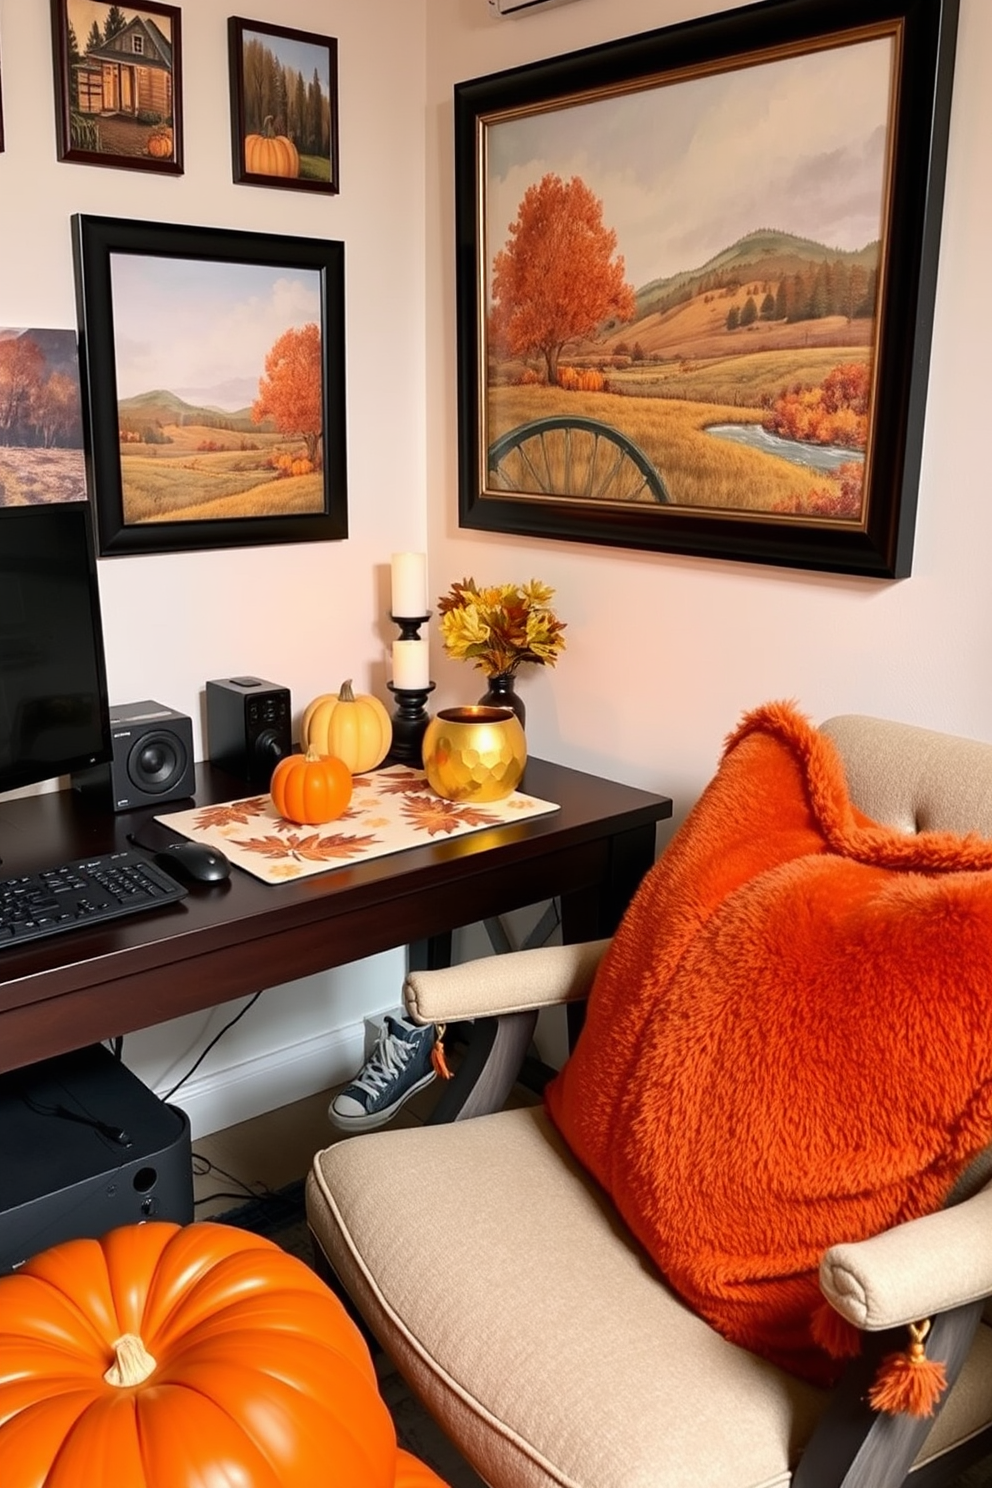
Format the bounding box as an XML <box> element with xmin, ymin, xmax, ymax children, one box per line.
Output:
<box><xmin>478</xmin><ymin>672</ymin><xmax>526</xmax><ymax>727</ymax></box>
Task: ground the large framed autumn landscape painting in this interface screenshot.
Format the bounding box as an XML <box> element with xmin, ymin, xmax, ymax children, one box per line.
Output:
<box><xmin>455</xmin><ymin>0</ymin><xmax>959</xmax><ymax>577</ymax></box>
<box><xmin>71</xmin><ymin>216</ymin><xmax>347</xmax><ymax>555</ymax></box>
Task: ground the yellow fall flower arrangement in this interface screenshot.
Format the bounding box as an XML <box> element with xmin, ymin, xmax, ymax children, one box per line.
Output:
<box><xmin>437</xmin><ymin>578</ymin><xmax>566</xmax><ymax>679</ymax></box>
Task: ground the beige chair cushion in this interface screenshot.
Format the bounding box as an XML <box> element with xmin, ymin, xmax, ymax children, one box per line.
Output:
<box><xmin>309</xmin><ymin>1107</ymin><xmax>814</xmax><ymax>1488</ymax></box>
<box><xmin>308</xmin><ymin>1108</ymin><xmax>992</xmax><ymax>1487</ymax></box>
<box><xmin>308</xmin><ymin>1107</ymin><xmax>992</xmax><ymax>1488</ymax></box>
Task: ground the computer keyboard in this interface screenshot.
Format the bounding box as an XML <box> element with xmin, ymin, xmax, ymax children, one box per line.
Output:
<box><xmin>0</xmin><ymin>850</ymin><xmax>187</xmax><ymax>950</ymax></box>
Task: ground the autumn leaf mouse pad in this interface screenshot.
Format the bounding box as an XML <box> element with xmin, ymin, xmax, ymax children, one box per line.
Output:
<box><xmin>156</xmin><ymin>764</ymin><xmax>558</xmax><ymax>884</ymax></box>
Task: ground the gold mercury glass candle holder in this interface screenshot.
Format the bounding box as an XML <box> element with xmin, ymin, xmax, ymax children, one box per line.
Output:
<box><xmin>421</xmin><ymin>706</ymin><xmax>527</xmax><ymax>802</ymax></box>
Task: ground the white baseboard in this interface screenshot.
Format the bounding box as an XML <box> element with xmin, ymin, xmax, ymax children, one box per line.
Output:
<box><xmin>158</xmin><ymin>1022</ymin><xmax>368</xmax><ymax>1139</ymax></box>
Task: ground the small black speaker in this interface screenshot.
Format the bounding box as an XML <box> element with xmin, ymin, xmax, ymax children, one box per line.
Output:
<box><xmin>206</xmin><ymin>676</ymin><xmax>292</xmax><ymax>788</ymax></box>
<box><xmin>72</xmin><ymin>701</ymin><xmax>195</xmax><ymax>811</ymax></box>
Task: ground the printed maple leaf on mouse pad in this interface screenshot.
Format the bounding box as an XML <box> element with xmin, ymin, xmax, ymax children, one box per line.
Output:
<box><xmin>156</xmin><ymin>765</ymin><xmax>558</xmax><ymax>883</ymax></box>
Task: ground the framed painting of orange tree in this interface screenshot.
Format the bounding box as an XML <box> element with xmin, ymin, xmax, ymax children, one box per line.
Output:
<box><xmin>71</xmin><ymin>216</ymin><xmax>347</xmax><ymax>555</ymax></box>
<box><xmin>455</xmin><ymin>0</ymin><xmax>959</xmax><ymax>577</ymax></box>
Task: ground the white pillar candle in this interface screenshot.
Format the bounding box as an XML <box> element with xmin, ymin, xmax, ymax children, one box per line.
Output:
<box><xmin>390</xmin><ymin>552</ymin><xmax>428</xmax><ymax>617</ymax></box>
<box><xmin>392</xmin><ymin>639</ymin><xmax>430</xmax><ymax>690</ymax></box>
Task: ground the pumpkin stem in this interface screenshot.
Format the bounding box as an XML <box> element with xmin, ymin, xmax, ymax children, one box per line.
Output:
<box><xmin>262</xmin><ymin>113</ymin><xmax>275</xmax><ymax>138</ymax></box>
<box><xmin>104</xmin><ymin>1332</ymin><xmax>157</xmax><ymax>1387</ymax></box>
<box><xmin>339</xmin><ymin>679</ymin><xmax>356</xmax><ymax>702</ymax></box>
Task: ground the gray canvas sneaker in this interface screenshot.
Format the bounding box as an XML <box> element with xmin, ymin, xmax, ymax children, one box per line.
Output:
<box><xmin>328</xmin><ymin>1015</ymin><xmax>437</xmax><ymax>1132</ymax></box>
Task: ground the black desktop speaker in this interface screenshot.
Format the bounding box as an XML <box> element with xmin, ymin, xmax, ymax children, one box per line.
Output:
<box><xmin>72</xmin><ymin>701</ymin><xmax>195</xmax><ymax>811</ymax></box>
<box><xmin>0</xmin><ymin>1043</ymin><xmax>193</xmax><ymax>1274</ymax></box>
<box><xmin>206</xmin><ymin>676</ymin><xmax>292</xmax><ymax>787</ymax></box>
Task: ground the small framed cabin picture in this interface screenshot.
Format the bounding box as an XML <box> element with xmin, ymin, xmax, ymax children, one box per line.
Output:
<box><xmin>51</xmin><ymin>1</ymin><xmax>183</xmax><ymax>174</ymax></box>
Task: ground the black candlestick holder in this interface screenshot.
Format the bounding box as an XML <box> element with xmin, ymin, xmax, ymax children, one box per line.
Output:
<box><xmin>387</xmin><ymin>681</ymin><xmax>435</xmax><ymax>765</ymax></box>
<box><xmin>389</xmin><ymin>612</ymin><xmax>431</xmax><ymax>641</ymax></box>
<box><xmin>387</xmin><ymin>611</ymin><xmax>434</xmax><ymax>765</ymax></box>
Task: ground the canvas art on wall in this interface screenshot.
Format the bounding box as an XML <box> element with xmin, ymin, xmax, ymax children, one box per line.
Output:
<box><xmin>72</xmin><ymin>216</ymin><xmax>348</xmax><ymax>555</ymax></box>
<box><xmin>455</xmin><ymin>0</ymin><xmax>959</xmax><ymax>577</ymax></box>
<box><xmin>51</xmin><ymin>0</ymin><xmax>182</xmax><ymax>173</ymax></box>
<box><xmin>228</xmin><ymin>18</ymin><xmax>339</xmax><ymax>193</ymax></box>
<box><xmin>0</xmin><ymin>329</ymin><xmax>86</xmax><ymax>506</ymax></box>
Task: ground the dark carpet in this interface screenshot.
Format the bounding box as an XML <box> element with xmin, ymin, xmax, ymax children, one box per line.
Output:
<box><xmin>213</xmin><ymin>1182</ymin><xmax>487</xmax><ymax>1488</ymax></box>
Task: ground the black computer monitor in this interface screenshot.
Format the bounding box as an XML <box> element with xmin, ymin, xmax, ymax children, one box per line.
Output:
<box><xmin>0</xmin><ymin>502</ymin><xmax>112</xmax><ymax>797</ymax></box>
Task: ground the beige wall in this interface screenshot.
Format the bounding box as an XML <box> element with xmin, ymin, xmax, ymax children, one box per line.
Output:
<box><xmin>2</xmin><ymin>0</ymin><xmax>988</xmax><ymax>1127</ymax></box>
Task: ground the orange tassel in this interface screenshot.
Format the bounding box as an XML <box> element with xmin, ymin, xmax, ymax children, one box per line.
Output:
<box><xmin>867</xmin><ymin>1320</ymin><xmax>948</xmax><ymax>1418</ymax></box>
<box><xmin>811</xmin><ymin>1300</ymin><xmax>862</xmax><ymax>1360</ymax></box>
<box><xmin>431</xmin><ymin>1023</ymin><xmax>453</xmax><ymax>1080</ymax></box>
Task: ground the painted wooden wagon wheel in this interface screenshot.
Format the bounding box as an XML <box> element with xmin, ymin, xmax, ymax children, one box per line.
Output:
<box><xmin>487</xmin><ymin>415</ymin><xmax>671</xmax><ymax>503</ymax></box>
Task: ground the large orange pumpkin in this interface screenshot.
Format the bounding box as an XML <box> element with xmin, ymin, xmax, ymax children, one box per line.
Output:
<box><xmin>270</xmin><ymin>746</ymin><xmax>352</xmax><ymax>825</ymax></box>
<box><xmin>0</xmin><ymin>1221</ymin><xmax>444</xmax><ymax>1488</ymax></box>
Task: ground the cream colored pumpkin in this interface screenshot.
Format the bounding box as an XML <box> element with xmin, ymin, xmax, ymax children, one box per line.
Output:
<box><xmin>301</xmin><ymin>681</ymin><xmax>392</xmax><ymax>774</ymax></box>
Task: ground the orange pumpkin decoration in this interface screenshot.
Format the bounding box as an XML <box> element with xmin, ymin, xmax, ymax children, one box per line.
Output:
<box><xmin>146</xmin><ymin>131</ymin><xmax>173</xmax><ymax>159</ymax></box>
<box><xmin>244</xmin><ymin>117</ymin><xmax>300</xmax><ymax>178</ymax></box>
<box><xmin>270</xmin><ymin>746</ymin><xmax>352</xmax><ymax>825</ymax></box>
<box><xmin>0</xmin><ymin>1221</ymin><xmax>445</xmax><ymax>1488</ymax></box>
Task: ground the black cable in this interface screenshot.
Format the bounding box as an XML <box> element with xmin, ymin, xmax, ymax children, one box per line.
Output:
<box><xmin>190</xmin><ymin>1153</ymin><xmax>288</xmax><ymax>1213</ymax></box>
<box><xmin>192</xmin><ymin>1152</ymin><xmax>273</xmax><ymax>1198</ymax></box>
<box><xmin>19</xmin><ymin>1092</ymin><xmax>132</xmax><ymax>1147</ymax></box>
<box><xmin>195</xmin><ymin>1191</ymin><xmax>267</xmax><ymax>1209</ymax></box>
<box><xmin>162</xmin><ymin>991</ymin><xmax>263</xmax><ymax>1102</ymax></box>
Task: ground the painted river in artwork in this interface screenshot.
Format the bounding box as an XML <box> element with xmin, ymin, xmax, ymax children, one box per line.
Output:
<box><xmin>705</xmin><ymin>423</ymin><xmax>865</xmax><ymax>474</ymax></box>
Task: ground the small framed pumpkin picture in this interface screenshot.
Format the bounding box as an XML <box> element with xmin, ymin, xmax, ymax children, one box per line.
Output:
<box><xmin>228</xmin><ymin>17</ymin><xmax>339</xmax><ymax>195</ymax></box>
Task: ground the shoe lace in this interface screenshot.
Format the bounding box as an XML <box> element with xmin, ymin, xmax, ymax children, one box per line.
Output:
<box><xmin>351</xmin><ymin>1029</ymin><xmax>414</xmax><ymax>1097</ymax></box>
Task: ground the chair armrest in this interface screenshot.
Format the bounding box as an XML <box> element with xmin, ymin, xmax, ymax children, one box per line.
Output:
<box><xmin>792</xmin><ymin>1302</ymin><xmax>987</xmax><ymax>1488</ymax></box>
<box><xmin>403</xmin><ymin>939</ymin><xmax>610</xmax><ymax>1025</ymax></box>
<box><xmin>819</xmin><ymin>1182</ymin><xmax>992</xmax><ymax>1329</ymax></box>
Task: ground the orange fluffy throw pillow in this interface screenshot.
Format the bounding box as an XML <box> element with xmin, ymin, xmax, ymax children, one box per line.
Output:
<box><xmin>545</xmin><ymin>701</ymin><xmax>992</xmax><ymax>1386</ymax></box>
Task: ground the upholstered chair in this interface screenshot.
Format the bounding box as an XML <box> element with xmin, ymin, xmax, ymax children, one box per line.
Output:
<box><xmin>306</xmin><ymin>712</ymin><xmax>992</xmax><ymax>1488</ymax></box>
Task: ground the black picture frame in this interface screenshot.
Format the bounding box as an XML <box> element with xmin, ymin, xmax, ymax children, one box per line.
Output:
<box><xmin>72</xmin><ymin>215</ymin><xmax>347</xmax><ymax>556</ymax></box>
<box><xmin>51</xmin><ymin>0</ymin><xmax>183</xmax><ymax>174</ymax></box>
<box><xmin>0</xmin><ymin>36</ymin><xmax>5</xmax><ymax>156</ymax></box>
<box><xmin>228</xmin><ymin>17</ymin><xmax>339</xmax><ymax>195</ymax></box>
<box><xmin>455</xmin><ymin>0</ymin><xmax>959</xmax><ymax>578</ymax></box>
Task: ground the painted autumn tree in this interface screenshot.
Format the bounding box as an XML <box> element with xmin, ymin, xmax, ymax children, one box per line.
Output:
<box><xmin>489</xmin><ymin>173</ymin><xmax>635</xmax><ymax>385</ymax></box>
<box><xmin>0</xmin><ymin>336</ymin><xmax>45</xmax><ymax>445</ymax></box>
<box><xmin>251</xmin><ymin>323</ymin><xmax>323</xmax><ymax>466</ymax></box>
<box><xmin>34</xmin><ymin>372</ymin><xmax>82</xmax><ymax>449</ymax></box>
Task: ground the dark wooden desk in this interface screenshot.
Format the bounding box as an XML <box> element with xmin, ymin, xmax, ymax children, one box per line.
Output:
<box><xmin>0</xmin><ymin>757</ymin><xmax>672</xmax><ymax>1077</ymax></box>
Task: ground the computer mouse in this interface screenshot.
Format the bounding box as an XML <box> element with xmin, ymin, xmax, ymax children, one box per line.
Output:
<box><xmin>155</xmin><ymin>840</ymin><xmax>231</xmax><ymax>884</ymax></box>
